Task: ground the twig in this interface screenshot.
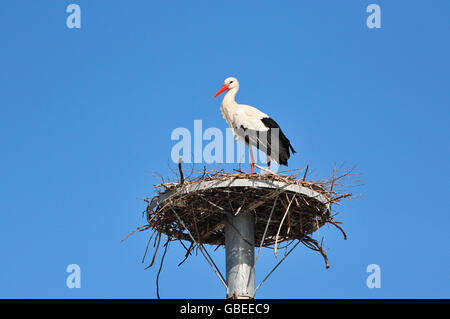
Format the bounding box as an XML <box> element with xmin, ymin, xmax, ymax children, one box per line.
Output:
<box><xmin>328</xmin><ymin>220</ymin><xmax>347</xmax><ymax>240</ymax></box>
<box><xmin>234</xmin><ymin>199</ymin><xmax>245</xmax><ymax>216</ymax></box>
<box><xmin>178</xmin><ymin>158</ymin><xmax>185</xmax><ymax>185</ymax></box>
<box><xmin>255</xmin><ymin>195</ymin><xmax>279</xmax><ymax>264</ymax></box>
<box><xmin>178</xmin><ymin>242</ymin><xmax>195</xmax><ymax>266</ymax></box>
<box><xmin>256</xmin><ymin>240</ymin><xmax>301</xmax><ymax>291</ymax></box>
<box><xmin>168</xmin><ymin>203</ymin><xmax>228</xmax><ymax>289</ymax></box>
<box><xmin>145</xmin><ymin>231</ymin><xmax>162</xmax><ymax>269</ymax></box>
<box><xmin>302</xmin><ymin>164</ymin><xmax>309</xmax><ymax>181</ymax></box>
<box><xmin>301</xmin><ymin>235</ymin><xmax>330</xmax><ymax>268</ymax></box>
<box><xmin>156</xmin><ymin>236</ymin><xmax>170</xmax><ymax>299</ymax></box>
<box><xmin>274</xmin><ymin>195</ymin><xmax>295</xmax><ymax>257</ymax></box>
<box><xmin>330</xmin><ymin>162</ymin><xmax>336</xmax><ymax>193</ymax></box>
<box><xmin>142</xmin><ymin>230</ymin><xmax>156</xmax><ymax>263</ymax></box>
<box><xmin>121</xmin><ymin>225</ymin><xmax>150</xmax><ymax>243</ymax></box>
<box><xmin>254</xmin><ymin>163</ymin><xmax>274</xmax><ymax>175</ymax></box>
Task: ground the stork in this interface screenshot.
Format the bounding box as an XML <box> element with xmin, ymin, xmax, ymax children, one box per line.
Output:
<box><xmin>213</xmin><ymin>77</ymin><xmax>296</xmax><ymax>174</ymax></box>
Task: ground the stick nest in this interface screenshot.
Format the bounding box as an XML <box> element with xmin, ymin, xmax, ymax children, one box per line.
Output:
<box><xmin>135</xmin><ymin>165</ymin><xmax>355</xmax><ymax>269</ymax></box>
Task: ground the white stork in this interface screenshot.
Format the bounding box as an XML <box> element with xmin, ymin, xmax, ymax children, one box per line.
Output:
<box><xmin>213</xmin><ymin>76</ymin><xmax>296</xmax><ymax>174</ymax></box>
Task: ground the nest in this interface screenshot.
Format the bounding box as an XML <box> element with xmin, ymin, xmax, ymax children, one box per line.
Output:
<box><xmin>131</xmin><ymin>164</ymin><xmax>354</xmax><ymax>270</ymax></box>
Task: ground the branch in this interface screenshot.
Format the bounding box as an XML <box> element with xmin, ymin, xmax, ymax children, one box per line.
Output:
<box><xmin>178</xmin><ymin>157</ymin><xmax>185</xmax><ymax>185</ymax></box>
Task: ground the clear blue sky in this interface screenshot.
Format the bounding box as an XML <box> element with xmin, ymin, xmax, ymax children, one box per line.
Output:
<box><xmin>0</xmin><ymin>1</ymin><xmax>449</xmax><ymax>299</ymax></box>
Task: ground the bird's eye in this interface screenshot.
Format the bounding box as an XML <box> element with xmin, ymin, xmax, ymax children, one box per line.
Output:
<box><xmin>229</xmin><ymin>81</ymin><xmax>233</xmax><ymax>84</ymax></box>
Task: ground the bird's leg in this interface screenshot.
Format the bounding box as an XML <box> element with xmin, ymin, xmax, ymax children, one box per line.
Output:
<box><xmin>250</xmin><ymin>147</ymin><xmax>255</xmax><ymax>174</ymax></box>
<box><xmin>267</xmin><ymin>160</ymin><xmax>271</xmax><ymax>171</ymax></box>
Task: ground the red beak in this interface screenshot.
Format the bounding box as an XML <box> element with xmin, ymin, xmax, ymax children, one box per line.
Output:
<box><xmin>213</xmin><ymin>84</ymin><xmax>229</xmax><ymax>98</ymax></box>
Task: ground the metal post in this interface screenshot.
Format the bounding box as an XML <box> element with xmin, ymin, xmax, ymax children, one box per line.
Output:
<box><xmin>225</xmin><ymin>211</ymin><xmax>255</xmax><ymax>299</ymax></box>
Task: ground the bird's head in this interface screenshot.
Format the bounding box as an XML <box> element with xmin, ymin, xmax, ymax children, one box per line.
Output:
<box><xmin>213</xmin><ymin>77</ymin><xmax>239</xmax><ymax>98</ymax></box>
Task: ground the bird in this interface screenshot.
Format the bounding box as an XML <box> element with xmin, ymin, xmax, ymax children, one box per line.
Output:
<box><xmin>213</xmin><ymin>76</ymin><xmax>296</xmax><ymax>174</ymax></box>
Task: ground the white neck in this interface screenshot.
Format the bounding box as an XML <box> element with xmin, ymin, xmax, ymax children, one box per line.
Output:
<box><xmin>222</xmin><ymin>87</ymin><xmax>239</xmax><ymax>106</ymax></box>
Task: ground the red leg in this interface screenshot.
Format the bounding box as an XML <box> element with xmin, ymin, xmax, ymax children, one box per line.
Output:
<box><xmin>250</xmin><ymin>147</ymin><xmax>255</xmax><ymax>174</ymax></box>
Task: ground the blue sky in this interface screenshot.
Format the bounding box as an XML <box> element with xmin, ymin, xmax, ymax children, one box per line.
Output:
<box><xmin>0</xmin><ymin>1</ymin><xmax>449</xmax><ymax>298</ymax></box>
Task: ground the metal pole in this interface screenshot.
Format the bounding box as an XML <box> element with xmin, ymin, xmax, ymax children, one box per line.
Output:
<box><xmin>225</xmin><ymin>211</ymin><xmax>255</xmax><ymax>299</ymax></box>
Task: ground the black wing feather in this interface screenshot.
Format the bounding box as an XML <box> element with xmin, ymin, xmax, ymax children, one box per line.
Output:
<box><xmin>238</xmin><ymin>117</ymin><xmax>295</xmax><ymax>166</ymax></box>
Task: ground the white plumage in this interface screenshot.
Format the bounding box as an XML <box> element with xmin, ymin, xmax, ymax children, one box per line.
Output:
<box><xmin>221</xmin><ymin>104</ymin><xmax>268</xmax><ymax>137</ymax></box>
<box><xmin>213</xmin><ymin>76</ymin><xmax>296</xmax><ymax>173</ymax></box>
